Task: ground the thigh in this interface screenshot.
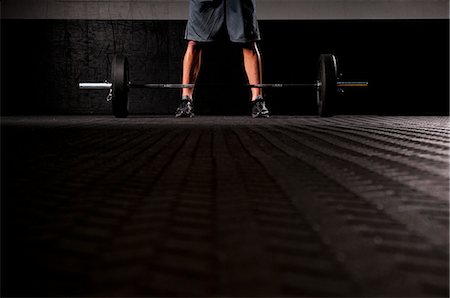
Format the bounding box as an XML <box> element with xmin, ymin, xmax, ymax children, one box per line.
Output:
<box><xmin>226</xmin><ymin>0</ymin><xmax>260</xmax><ymax>43</ymax></box>
<box><xmin>185</xmin><ymin>0</ymin><xmax>225</xmax><ymax>42</ymax></box>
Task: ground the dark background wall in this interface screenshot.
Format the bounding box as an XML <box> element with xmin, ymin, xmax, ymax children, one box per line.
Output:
<box><xmin>1</xmin><ymin>0</ymin><xmax>449</xmax><ymax>116</ymax></box>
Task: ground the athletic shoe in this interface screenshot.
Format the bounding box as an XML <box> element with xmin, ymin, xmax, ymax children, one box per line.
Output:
<box><xmin>251</xmin><ymin>96</ymin><xmax>270</xmax><ymax>118</ymax></box>
<box><xmin>175</xmin><ymin>96</ymin><xmax>195</xmax><ymax>118</ymax></box>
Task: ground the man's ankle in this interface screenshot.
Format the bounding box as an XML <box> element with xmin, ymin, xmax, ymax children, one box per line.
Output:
<box><xmin>251</xmin><ymin>95</ymin><xmax>264</xmax><ymax>102</ymax></box>
<box><xmin>182</xmin><ymin>95</ymin><xmax>193</xmax><ymax>102</ymax></box>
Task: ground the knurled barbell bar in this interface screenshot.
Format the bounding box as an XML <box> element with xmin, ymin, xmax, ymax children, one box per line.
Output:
<box><xmin>79</xmin><ymin>54</ymin><xmax>368</xmax><ymax>118</ymax></box>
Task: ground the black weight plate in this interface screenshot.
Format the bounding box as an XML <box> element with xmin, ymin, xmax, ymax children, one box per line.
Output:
<box><xmin>112</xmin><ymin>55</ymin><xmax>129</xmax><ymax>118</ymax></box>
<box><xmin>317</xmin><ymin>54</ymin><xmax>338</xmax><ymax>117</ymax></box>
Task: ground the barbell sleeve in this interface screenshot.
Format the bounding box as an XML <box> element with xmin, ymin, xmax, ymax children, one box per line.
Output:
<box><xmin>79</xmin><ymin>83</ymin><xmax>112</xmax><ymax>90</ymax></box>
<box><xmin>336</xmin><ymin>82</ymin><xmax>369</xmax><ymax>87</ymax></box>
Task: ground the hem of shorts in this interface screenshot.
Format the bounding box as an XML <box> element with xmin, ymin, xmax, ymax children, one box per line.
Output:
<box><xmin>185</xmin><ymin>36</ymin><xmax>261</xmax><ymax>43</ymax></box>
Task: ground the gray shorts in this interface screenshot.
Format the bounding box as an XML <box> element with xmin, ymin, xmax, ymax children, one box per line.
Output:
<box><xmin>185</xmin><ymin>0</ymin><xmax>261</xmax><ymax>43</ymax></box>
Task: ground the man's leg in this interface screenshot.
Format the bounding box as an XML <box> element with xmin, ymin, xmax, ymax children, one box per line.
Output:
<box><xmin>243</xmin><ymin>42</ymin><xmax>269</xmax><ymax>117</ymax></box>
<box><xmin>182</xmin><ymin>40</ymin><xmax>203</xmax><ymax>100</ymax></box>
<box><xmin>242</xmin><ymin>42</ymin><xmax>262</xmax><ymax>101</ymax></box>
<box><xmin>176</xmin><ymin>40</ymin><xmax>202</xmax><ymax>117</ymax></box>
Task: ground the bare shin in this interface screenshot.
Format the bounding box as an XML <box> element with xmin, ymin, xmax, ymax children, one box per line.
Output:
<box><xmin>243</xmin><ymin>42</ymin><xmax>263</xmax><ymax>101</ymax></box>
<box><xmin>182</xmin><ymin>40</ymin><xmax>202</xmax><ymax>100</ymax></box>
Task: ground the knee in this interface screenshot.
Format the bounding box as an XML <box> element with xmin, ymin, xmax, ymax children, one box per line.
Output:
<box><xmin>242</xmin><ymin>43</ymin><xmax>259</xmax><ymax>57</ymax></box>
<box><xmin>186</xmin><ymin>40</ymin><xmax>201</xmax><ymax>54</ymax></box>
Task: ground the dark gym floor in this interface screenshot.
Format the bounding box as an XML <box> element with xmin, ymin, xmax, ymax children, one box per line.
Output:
<box><xmin>2</xmin><ymin>115</ymin><xmax>449</xmax><ymax>297</ymax></box>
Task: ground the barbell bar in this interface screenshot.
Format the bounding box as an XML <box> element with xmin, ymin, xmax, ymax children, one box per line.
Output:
<box><xmin>79</xmin><ymin>54</ymin><xmax>368</xmax><ymax>118</ymax></box>
<box><xmin>79</xmin><ymin>82</ymin><xmax>368</xmax><ymax>89</ymax></box>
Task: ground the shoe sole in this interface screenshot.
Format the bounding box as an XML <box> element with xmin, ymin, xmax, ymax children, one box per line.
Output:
<box><xmin>175</xmin><ymin>113</ymin><xmax>195</xmax><ymax>118</ymax></box>
<box><xmin>252</xmin><ymin>113</ymin><xmax>270</xmax><ymax>118</ymax></box>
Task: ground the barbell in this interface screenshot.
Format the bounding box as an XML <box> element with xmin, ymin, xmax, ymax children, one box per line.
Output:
<box><xmin>79</xmin><ymin>54</ymin><xmax>368</xmax><ymax>118</ymax></box>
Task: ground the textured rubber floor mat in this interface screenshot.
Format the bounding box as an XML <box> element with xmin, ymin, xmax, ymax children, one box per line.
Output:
<box><xmin>2</xmin><ymin>116</ymin><xmax>448</xmax><ymax>297</ymax></box>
